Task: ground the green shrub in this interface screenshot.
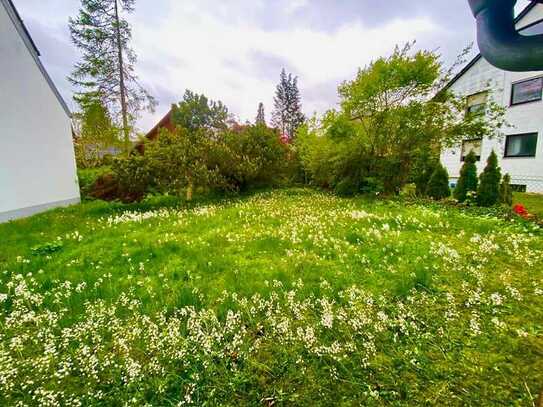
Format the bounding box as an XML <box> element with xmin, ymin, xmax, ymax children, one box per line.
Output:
<box><xmin>426</xmin><ymin>163</ymin><xmax>451</xmax><ymax>200</ymax></box>
<box><xmin>454</xmin><ymin>150</ymin><xmax>478</xmax><ymax>203</ymax></box>
<box><xmin>500</xmin><ymin>173</ymin><xmax>513</xmax><ymax>207</ymax></box>
<box><xmin>77</xmin><ymin>166</ymin><xmax>112</xmax><ymax>198</ymax></box>
<box><xmin>477</xmin><ymin>150</ymin><xmax>501</xmax><ymax>207</ymax></box>
<box><xmin>111</xmin><ymin>154</ymin><xmax>152</xmax><ymax>201</ymax></box>
<box><xmin>212</xmin><ymin>124</ymin><xmax>290</xmax><ymax>192</ymax></box>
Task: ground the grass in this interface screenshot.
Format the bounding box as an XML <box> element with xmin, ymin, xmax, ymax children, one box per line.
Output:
<box><xmin>0</xmin><ymin>188</ymin><xmax>542</xmax><ymax>405</ymax></box>
<box><xmin>514</xmin><ymin>191</ymin><xmax>543</xmax><ymax>217</ymax></box>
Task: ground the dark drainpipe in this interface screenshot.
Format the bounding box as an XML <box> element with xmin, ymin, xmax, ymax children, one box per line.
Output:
<box><xmin>468</xmin><ymin>0</ymin><xmax>543</xmax><ymax>72</ymax></box>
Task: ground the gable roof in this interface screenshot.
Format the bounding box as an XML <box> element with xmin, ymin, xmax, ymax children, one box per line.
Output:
<box><xmin>443</xmin><ymin>1</ymin><xmax>540</xmax><ymax>92</ymax></box>
<box><xmin>1</xmin><ymin>0</ymin><xmax>71</xmax><ymax>117</ymax></box>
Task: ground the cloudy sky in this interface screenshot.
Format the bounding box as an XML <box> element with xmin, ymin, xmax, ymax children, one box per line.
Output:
<box><xmin>14</xmin><ymin>0</ymin><xmax>531</xmax><ymax>132</ymax></box>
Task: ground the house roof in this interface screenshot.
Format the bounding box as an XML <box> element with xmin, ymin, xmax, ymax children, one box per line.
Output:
<box><xmin>442</xmin><ymin>1</ymin><xmax>540</xmax><ymax>92</ymax></box>
<box><xmin>1</xmin><ymin>0</ymin><xmax>71</xmax><ymax>117</ymax></box>
<box><xmin>145</xmin><ymin>108</ymin><xmax>174</xmax><ymax>139</ymax></box>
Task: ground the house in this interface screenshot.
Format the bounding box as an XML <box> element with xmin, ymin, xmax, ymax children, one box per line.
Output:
<box><xmin>145</xmin><ymin>108</ymin><xmax>175</xmax><ymax>141</ymax></box>
<box><xmin>0</xmin><ymin>0</ymin><xmax>80</xmax><ymax>222</ymax></box>
<box><xmin>441</xmin><ymin>1</ymin><xmax>543</xmax><ymax>193</ymax></box>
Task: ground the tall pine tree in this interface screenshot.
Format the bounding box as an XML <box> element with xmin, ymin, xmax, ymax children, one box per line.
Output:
<box><xmin>69</xmin><ymin>0</ymin><xmax>156</xmax><ymax>155</ymax></box>
<box><xmin>256</xmin><ymin>103</ymin><xmax>266</xmax><ymax>125</ymax></box>
<box><xmin>271</xmin><ymin>69</ymin><xmax>305</xmax><ymax>140</ymax></box>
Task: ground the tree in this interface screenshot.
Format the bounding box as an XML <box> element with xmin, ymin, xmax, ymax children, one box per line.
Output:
<box><xmin>69</xmin><ymin>0</ymin><xmax>156</xmax><ymax>156</ymax></box>
<box><xmin>454</xmin><ymin>150</ymin><xmax>479</xmax><ymax>202</ymax></box>
<box><xmin>500</xmin><ymin>173</ymin><xmax>513</xmax><ymax>206</ymax></box>
<box><xmin>171</xmin><ymin>90</ymin><xmax>229</xmax><ymax>133</ymax></box>
<box><xmin>271</xmin><ymin>69</ymin><xmax>305</xmax><ymax>140</ymax></box>
<box><xmin>426</xmin><ymin>163</ymin><xmax>451</xmax><ymax>200</ymax></box>
<box><xmin>297</xmin><ymin>44</ymin><xmax>505</xmax><ymax>195</ymax></box>
<box><xmin>256</xmin><ymin>102</ymin><xmax>266</xmax><ymax>125</ymax></box>
<box><xmin>73</xmin><ymin>95</ymin><xmax>121</xmax><ymax>168</ymax></box>
<box><xmin>145</xmin><ymin>128</ymin><xmax>218</xmax><ymax>201</ymax></box>
<box><xmin>477</xmin><ymin>150</ymin><xmax>501</xmax><ymax>207</ymax></box>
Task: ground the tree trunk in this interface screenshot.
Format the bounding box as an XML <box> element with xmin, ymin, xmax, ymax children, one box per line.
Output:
<box><xmin>114</xmin><ymin>0</ymin><xmax>130</xmax><ymax>157</ymax></box>
<box><xmin>186</xmin><ymin>182</ymin><xmax>193</xmax><ymax>201</ymax></box>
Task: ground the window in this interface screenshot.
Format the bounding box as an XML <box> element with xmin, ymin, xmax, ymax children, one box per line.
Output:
<box><xmin>511</xmin><ymin>184</ymin><xmax>527</xmax><ymax>193</ymax></box>
<box><xmin>466</xmin><ymin>92</ymin><xmax>487</xmax><ymax>116</ymax></box>
<box><xmin>504</xmin><ymin>133</ymin><xmax>538</xmax><ymax>158</ymax></box>
<box><xmin>511</xmin><ymin>77</ymin><xmax>543</xmax><ymax>105</ymax></box>
<box><xmin>461</xmin><ymin>139</ymin><xmax>482</xmax><ymax>161</ymax></box>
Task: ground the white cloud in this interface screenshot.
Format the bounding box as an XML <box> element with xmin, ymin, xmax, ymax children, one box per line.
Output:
<box><xmin>133</xmin><ymin>1</ymin><xmax>440</xmax><ymax>130</ymax></box>
<box><xmin>15</xmin><ymin>0</ymin><xmax>461</xmax><ymax>132</ymax></box>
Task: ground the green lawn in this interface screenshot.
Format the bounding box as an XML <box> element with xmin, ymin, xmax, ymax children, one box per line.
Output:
<box><xmin>0</xmin><ymin>188</ymin><xmax>542</xmax><ymax>405</ymax></box>
<box><xmin>514</xmin><ymin>192</ymin><xmax>543</xmax><ymax>218</ymax></box>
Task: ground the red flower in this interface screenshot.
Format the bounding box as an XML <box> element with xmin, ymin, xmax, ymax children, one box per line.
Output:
<box><xmin>513</xmin><ymin>204</ymin><xmax>529</xmax><ymax>218</ymax></box>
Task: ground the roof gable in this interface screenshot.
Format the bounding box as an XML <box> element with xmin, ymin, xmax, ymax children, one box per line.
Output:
<box><xmin>0</xmin><ymin>0</ymin><xmax>71</xmax><ymax>117</ymax></box>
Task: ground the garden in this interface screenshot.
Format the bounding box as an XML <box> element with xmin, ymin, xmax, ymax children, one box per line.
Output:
<box><xmin>1</xmin><ymin>189</ymin><xmax>542</xmax><ymax>405</ymax></box>
<box><xmin>3</xmin><ymin>43</ymin><xmax>543</xmax><ymax>405</ymax></box>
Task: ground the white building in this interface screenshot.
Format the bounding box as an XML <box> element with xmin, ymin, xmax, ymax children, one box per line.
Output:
<box><xmin>0</xmin><ymin>0</ymin><xmax>80</xmax><ymax>222</ymax></box>
<box><xmin>441</xmin><ymin>2</ymin><xmax>543</xmax><ymax>193</ymax></box>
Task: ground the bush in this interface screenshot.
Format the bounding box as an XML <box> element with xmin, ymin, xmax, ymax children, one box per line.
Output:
<box><xmin>295</xmin><ymin>45</ymin><xmax>505</xmax><ymax>196</ymax></box>
<box><xmin>97</xmin><ymin>124</ymin><xmax>293</xmax><ymax>203</ymax></box>
<box><xmin>110</xmin><ymin>154</ymin><xmax>152</xmax><ymax>202</ymax></box>
<box><xmin>477</xmin><ymin>150</ymin><xmax>501</xmax><ymax>207</ymax></box>
<box><xmin>454</xmin><ymin>150</ymin><xmax>478</xmax><ymax>203</ymax></box>
<box><xmin>77</xmin><ymin>166</ymin><xmax>112</xmax><ymax>198</ymax></box>
<box><xmin>212</xmin><ymin>124</ymin><xmax>290</xmax><ymax>192</ymax></box>
<box><xmin>500</xmin><ymin>173</ymin><xmax>513</xmax><ymax>207</ymax></box>
<box><xmin>145</xmin><ymin>128</ymin><xmax>218</xmax><ymax>200</ymax></box>
<box><xmin>426</xmin><ymin>163</ymin><xmax>451</xmax><ymax>200</ymax></box>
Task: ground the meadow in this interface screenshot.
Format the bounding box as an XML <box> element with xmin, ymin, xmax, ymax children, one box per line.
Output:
<box><xmin>0</xmin><ymin>188</ymin><xmax>542</xmax><ymax>406</ymax></box>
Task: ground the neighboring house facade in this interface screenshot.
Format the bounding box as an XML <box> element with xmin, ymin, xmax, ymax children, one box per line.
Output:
<box><xmin>441</xmin><ymin>2</ymin><xmax>543</xmax><ymax>193</ymax></box>
<box><xmin>0</xmin><ymin>0</ymin><xmax>80</xmax><ymax>222</ymax></box>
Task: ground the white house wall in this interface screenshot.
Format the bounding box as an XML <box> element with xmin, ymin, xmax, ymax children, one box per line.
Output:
<box><xmin>441</xmin><ymin>5</ymin><xmax>543</xmax><ymax>193</ymax></box>
<box><xmin>0</xmin><ymin>1</ymin><xmax>80</xmax><ymax>222</ymax></box>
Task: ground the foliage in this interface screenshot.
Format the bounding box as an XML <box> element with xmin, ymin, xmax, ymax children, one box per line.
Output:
<box><xmin>477</xmin><ymin>150</ymin><xmax>502</xmax><ymax>207</ymax></box>
<box><xmin>73</xmin><ymin>96</ymin><xmax>121</xmax><ymax>168</ymax></box>
<box><xmin>500</xmin><ymin>173</ymin><xmax>513</xmax><ymax>207</ymax></box>
<box><xmin>105</xmin><ymin>122</ymin><xmax>290</xmax><ymax>201</ymax></box>
<box><xmin>256</xmin><ymin>102</ymin><xmax>266</xmax><ymax>125</ymax></box>
<box><xmin>297</xmin><ymin>44</ymin><xmax>505</xmax><ymax>195</ymax></box>
<box><xmin>0</xmin><ymin>189</ymin><xmax>542</xmax><ymax>405</ymax></box>
<box><xmin>410</xmin><ymin>147</ymin><xmax>439</xmax><ymax>196</ymax></box>
<box><xmin>111</xmin><ymin>154</ymin><xmax>152</xmax><ymax>201</ymax></box>
<box><xmin>211</xmin><ymin>124</ymin><xmax>290</xmax><ymax>192</ymax></box>
<box><xmin>454</xmin><ymin>150</ymin><xmax>479</xmax><ymax>203</ymax></box>
<box><xmin>77</xmin><ymin>166</ymin><xmax>112</xmax><ymax>198</ymax></box>
<box><xmin>271</xmin><ymin>69</ymin><xmax>305</xmax><ymax>140</ymax></box>
<box><xmin>69</xmin><ymin>0</ymin><xmax>156</xmax><ymax>153</ymax></box>
<box><xmin>171</xmin><ymin>90</ymin><xmax>229</xmax><ymax>133</ymax></box>
<box><xmin>144</xmin><ymin>128</ymin><xmax>220</xmax><ymax>200</ymax></box>
<box><xmin>426</xmin><ymin>163</ymin><xmax>451</xmax><ymax>200</ymax></box>
<box><xmin>30</xmin><ymin>241</ymin><xmax>63</xmax><ymax>256</ymax></box>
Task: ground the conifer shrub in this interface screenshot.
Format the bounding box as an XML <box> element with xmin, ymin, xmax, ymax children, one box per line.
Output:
<box><xmin>477</xmin><ymin>150</ymin><xmax>501</xmax><ymax>207</ymax></box>
<box><xmin>500</xmin><ymin>173</ymin><xmax>513</xmax><ymax>207</ymax></box>
<box><xmin>454</xmin><ymin>150</ymin><xmax>478</xmax><ymax>203</ymax></box>
<box><xmin>426</xmin><ymin>163</ymin><xmax>451</xmax><ymax>200</ymax></box>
